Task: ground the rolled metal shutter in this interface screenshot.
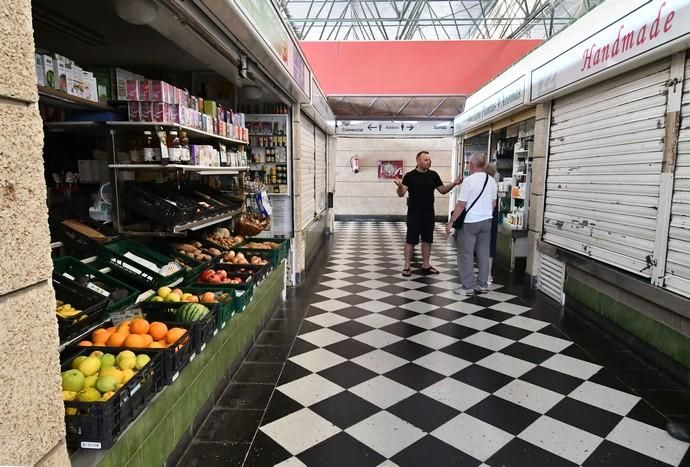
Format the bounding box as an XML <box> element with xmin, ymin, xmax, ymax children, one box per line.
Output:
<box><xmin>538</xmin><ymin>254</ymin><xmax>565</xmax><ymax>304</ymax></box>
<box><xmin>664</xmin><ymin>54</ymin><xmax>690</xmax><ymax>296</ymax></box>
<box><xmin>315</xmin><ymin>127</ymin><xmax>327</xmax><ymax>214</ymax></box>
<box><xmin>543</xmin><ymin>58</ymin><xmax>671</xmax><ymax>277</ymax></box>
<box><xmin>299</xmin><ymin>117</ymin><xmax>316</xmax><ymax>229</ymax></box>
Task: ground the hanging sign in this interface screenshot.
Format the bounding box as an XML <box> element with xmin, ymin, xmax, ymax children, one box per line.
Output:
<box><xmin>531</xmin><ymin>0</ymin><xmax>690</xmax><ymax>100</ymax></box>
<box><xmin>377</xmin><ymin>161</ymin><xmax>404</xmax><ymax>180</ymax></box>
<box><xmin>453</xmin><ymin>77</ymin><xmax>525</xmax><ymax>134</ymax></box>
<box><xmin>335</xmin><ymin>120</ymin><xmax>453</xmax><ymax>136</ymax></box>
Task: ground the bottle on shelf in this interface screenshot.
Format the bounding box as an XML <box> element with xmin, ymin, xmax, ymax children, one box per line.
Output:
<box><xmin>157</xmin><ymin>129</ymin><xmax>169</xmax><ymax>165</ymax></box>
<box><xmin>142</xmin><ymin>131</ymin><xmax>158</xmax><ymax>163</ymax></box>
<box><xmin>168</xmin><ymin>131</ymin><xmax>181</xmax><ymax>164</ymax></box>
<box><xmin>179</xmin><ymin>130</ymin><xmax>190</xmax><ymax>165</ymax></box>
<box><xmin>129</xmin><ymin>135</ymin><xmax>142</xmax><ymax>164</ymax></box>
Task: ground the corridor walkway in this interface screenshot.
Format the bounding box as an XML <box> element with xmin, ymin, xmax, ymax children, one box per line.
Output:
<box><xmin>179</xmin><ymin>221</ymin><xmax>690</xmax><ymax>466</ymax></box>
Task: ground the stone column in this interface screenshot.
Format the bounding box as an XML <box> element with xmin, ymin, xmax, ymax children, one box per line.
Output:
<box><xmin>0</xmin><ymin>1</ymin><xmax>70</xmax><ymax>465</ymax></box>
<box><xmin>526</xmin><ymin>102</ymin><xmax>551</xmax><ymax>284</ymax></box>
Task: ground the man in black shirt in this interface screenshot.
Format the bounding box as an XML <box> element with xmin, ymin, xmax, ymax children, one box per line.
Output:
<box><xmin>395</xmin><ymin>151</ymin><xmax>461</xmax><ymax>276</ymax></box>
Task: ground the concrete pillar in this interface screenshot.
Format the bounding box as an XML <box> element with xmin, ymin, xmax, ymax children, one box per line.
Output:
<box><xmin>0</xmin><ymin>0</ymin><xmax>70</xmax><ymax>465</ymax></box>
<box><xmin>526</xmin><ymin>102</ymin><xmax>551</xmax><ymax>282</ymax></box>
<box><xmin>291</xmin><ymin>107</ymin><xmax>306</xmax><ymax>284</ymax></box>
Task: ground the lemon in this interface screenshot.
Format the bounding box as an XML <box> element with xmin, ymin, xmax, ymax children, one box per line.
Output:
<box><xmin>84</xmin><ymin>375</ymin><xmax>98</xmax><ymax>388</ymax></box>
<box><xmin>71</xmin><ymin>356</ymin><xmax>87</xmax><ymax>370</ymax></box>
<box><xmin>78</xmin><ymin>357</ymin><xmax>101</xmax><ymax>376</ymax></box>
<box><xmin>77</xmin><ymin>387</ymin><xmax>101</xmax><ymax>402</ymax></box>
<box><xmin>135</xmin><ymin>354</ymin><xmax>151</xmax><ymax>370</ymax></box>
<box><xmin>61</xmin><ymin>369</ymin><xmax>85</xmax><ymax>392</ymax></box>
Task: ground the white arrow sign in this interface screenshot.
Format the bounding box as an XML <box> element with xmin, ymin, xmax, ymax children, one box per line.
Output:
<box><xmin>336</xmin><ymin>120</ymin><xmax>454</xmax><ymax>136</ymax></box>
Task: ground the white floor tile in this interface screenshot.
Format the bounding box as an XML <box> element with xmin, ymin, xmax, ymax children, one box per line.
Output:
<box><xmin>432</xmin><ymin>413</ymin><xmax>514</xmax><ymax>462</ymax></box>
<box><xmin>377</xmin><ymin>460</ymin><xmax>399</xmax><ymax>467</ymax></box>
<box><xmin>260</xmin><ymin>408</ymin><xmax>341</xmax><ymax>455</ymax></box>
<box><xmin>403</xmin><ymin>314</ymin><xmax>449</xmax><ymax>330</ymax></box>
<box><xmin>428</xmin><ymin>281</ymin><xmax>459</xmax><ymax>290</ymax></box>
<box><xmin>320</xmin><ymin>279</ymin><xmax>355</xmax><ymax>288</ymax></box>
<box><xmin>395</xmin><ymin>280</ymin><xmax>427</xmax><ymax>290</ymax></box>
<box><xmin>355</xmin><ymin>313</ymin><xmax>398</xmax><ymax>329</ymax></box>
<box><xmin>519</xmin><ymin>416</ymin><xmax>603</xmax><ymax>464</ymax></box>
<box><xmin>495</xmin><ymin>380</ymin><xmax>564</xmax><ymax>414</ymax></box>
<box><xmin>399</xmin><ymin>301</ymin><xmax>440</xmax><ymax>313</ymax></box>
<box><xmin>477</xmin><ymin>353</ymin><xmax>536</xmax><ymax>378</ymax></box>
<box><xmin>443</xmin><ymin>300</ymin><xmax>486</xmax><ymax>314</ymax></box>
<box><xmin>421</xmin><ymin>378</ymin><xmax>490</xmax><ymax>411</ymax></box>
<box><xmin>323</xmin><ymin>271</ymin><xmax>355</xmax><ymax>280</ymax></box>
<box><xmin>569</xmin><ymin>381</ymin><xmax>640</xmax><ymax>416</ymax></box>
<box><xmin>289</xmin><ymin>348</ymin><xmax>347</xmax><ymax>373</ymax></box>
<box><xmin>395</xmin><ymin>290</ymin><xmax>432</xmax><ymax>300</ymax></box>
<box><xmin>346</xmin><ymin>411</ymin><xmax>425</xmax><ymax>458</ymax></box>
<box><xmin>315</xmin><ymin>288</ymin><xmax>353</xmax><ymax>299</ymax></box>
<box><xmin>540</xmin><ymin>354</ymin><xmax>602</xmax><ymax>380</ymax></box>
<box><xmin>361</xmin><ymin>272</ymin><xmax>387</xmax><ymax>280</ymax></box>
<box><xmin>463</xmin><ymin>331</ymin><xmax>514</xmax><ymax>351</ymax></box>
<box><xmin>480</xmin><ymin>291</ymin><xmax>517</xmax><ymax>302</ymax></box>
<box><xmin>305</xmin><ymin>312</ymin><xmax>350</xmax><ymax>328</ymax></box>
<box><xmin>310</xmin><ymin>299</ymin><xmax>351</xmax><ymax>312</ymax></box>
<box><xmin>277</xmin><ymin>374</ymin><xmax>345</xmax><ymax>407</ymax></box>
<box><xmin>298</xmin><ymin>328</ymin><xmax>349</xmax><ymax>347</ymax></box>
<box><xmin>355</xmin><ymin>300</ymin><xmax>395</xmax><ymax>313</ymax></box>
<box><xmin>489</xmin><ymin>301</ymin><xmax>531</xmax><ymax>314</ymax></box>
<box><xmin>353</xmin><ymin>329</ymin><xmax>404</xmax><ymax>348</ymax></box>
<box><xmin>607</xmin><ymin>417</ymin><xmax>689</xmax><ymax>466</ymax></box>
<box><xmin>413</xmin><ymin>351</ymin><xmax>472</xmax><ymax>376</ymax></box>
<box><xmin>357</xmin><ymin>289</ymin><xmax>393</xmax><ymax>300</ymax></box>
<box><xmin>455</xmin><ymin>315</ymin><xmax>500</xmax><ymax>331</ymax></box>
<box><xmin>407</xmin><ymin>330</ymin><xmax>458</xmax><ymax>350</ymax></box>
<box><xmin>352</xmin><ymin>349</ymin><xmax>408</xmax><ymax>374</ymax></box>
<box><xmin>360</xmin><ymin>279</ymin><xmax>389</xmax><ymax>289</ymax></box>
<box><xmin>519</xmin><ymin>333</ymin><xmax>572</xmax><ymax>353</ymax></box>
<box><xmin>350</xmin><ymin>375</ymin><xmax>416</xmax><ymax>408</ymax></box>
<box><xmin>275</xmin><ymin>457</ymin><xmax>307</xmax><ymax>467</ymax></box>
<box><xmin>503</xmin><ymin>316</ymin><xmax>549</xmax><ymax>332</ymax></box>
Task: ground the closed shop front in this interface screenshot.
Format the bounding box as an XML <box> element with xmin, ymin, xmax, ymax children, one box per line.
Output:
<box><xmin>315</xmin><ymin>126</ymin><xmax>327</xmax><ymax>214</ymax></box>
<box><xmin>299</xmin><ymin>116</ymin><xmax>316</xmax><ymax>229</ymax></box>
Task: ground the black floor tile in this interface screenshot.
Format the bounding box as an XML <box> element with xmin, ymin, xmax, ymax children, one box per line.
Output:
<box><xmin>636</xmin><ymin>389</ymin><xmax>690</xmax><ymax>418</ymax></box>
<box><xmin>559</xmin><ymin>343</ymin><xmax>599</xmax><ymax>364</ymax></box>
<box><xmin>333</xmin><ymin>307</ymin><xmax>371</xmax><ymax>320</ymax></box>
<box><xmin>298</xmin><ymin>432</ymin><xmax>385</xmax><ymax>467</ymax></box>
<box><xmin>243</xmin><ymin>431</ymin><xmax>292</xmax><ymax>467</ymax></box>
<box><xmin>233</xmin><ymin>363</ymin><xmax>283</xmax><ymax>384</ymax></box>
<box><xmin>325</xmin><ymin>338</ymin><xmax>376</xmax><ymax>359</ymax></box>
<box><xmin>379</xmin><ymin>294</ymin><xmax>421</xmax><ymax>307</ymax></box>
<box><xmin>582</xmin><ymin>440</ymin><xmax>670</xmax><ymax>467</ymax></box>
<box><xmin>388</xmin><ymin>393</ymin><xmax>460</xmax><ymax>432</ymax></box>
<box><xmin>440</xmin><ymin>341</ymin><xmax>494</xmax><ymax>362</ymax></box>
<box><xmin>385</xmin><ymin>363</ymin><xmax>445</xmax><ymax>391</ymax></box>
<box><xmin>277</xmin><ymin>360</ymin><xmax>311</xmax><ymax>385</ymax></box>
<box><xmin>466</xmin><ymin>395</ymin><xmax>541</xmax><ymax>435</ymax></box>
<box><xmin>382</xmin><ymin>339</ymin><xmax>435</xmax><ymax>361</ymax></box>
<box><xmin>486</xmin><ymin>323</ymin><xmax>533</xmax><ymax>341</ymax></box>
<box><xmin>626</xmin><ymin>400</ymin><xmax>670</xmax><ymax>430</ymax></box>
<box><xmin>196</xmin><ymin>409</ymin><xmax>262</xmax><ymax>443</ymax></box>
<box><xmin>502</xmin><ymin>342</ymin><xmax>554</xmax><ymax>364</ymax></box>
<box><xmin>487</xmin><ymin>438</ymin><xmax>578</xmax><ymax>467</ymax></box>
<box><xmin>547</xmin><ymin>397</ymin><xmax>623</xmax><ymax>438</ymax></box>
<box><xmin>218</xmin><ymin>384</ymin><xmax>274</xmax><ymax>410</ymax></box>
<box><xmin>245</xmin><ymin>346</ymin><xmax>290</xmax><ymax>363</ymax></box>
<box><xmin>380</xmin><ymin>307</ymin><xmax>419</xmax><ymax>321</ymax></box>
<box><xmin>318</xmin><ymin>361</ymin><xmax>377</xmax><ymax>388</ymax></box>
<box><xmin>427</xmin><ymin>308</ymin><xmax>463</xmax><ymax>321</ymax></box>
<box><xmin>432</xmin><ymin>322</ymin><xmax>477</xmax><ymax>339</ymax></box>
<box><xmin>587</xmin><ymin>368</ymin><xmax>631</xmax><ymax>393</ymax></box>
<box><xmin>255</xmin><ymin>331</ymin><xmax>294</xmax><ymax>347</ymax></box>
<box><xmin>261</xmin><ymin>391</ymin><xmax>305</xmax><ymax>425</ymax></box>
<box><xmin>299</xmin><ymin>320</ymin><xmax>324</xmax><ymax>333</ymax></box>
<box><xmin>520</xmin><ymin>366</ymin><xmax>583</xmax><ymax>394</ymax></box>
<box><xmin>176</xmin><ymin>441</ymin><xmax>248</xmax><ymax>467</ymax></box>
<box><xmin>309</xmin><ymin>391</ymin><xmax>380</xmax><ymax>429</ymax></box>
<box><xmin>473</xmin><ymin>308</ymin><xmax>514</xmax><ymax>322</ymax></box>
<box><xmin>330</xmin><ymin>320</ymin><xmax>375</xmax><ymax>337</ymax></box>
<box><xmin>452</xmin><ymin>364</ymin><xmax>514</xmax><ymax>393</ymax></box>
<box><xmin>617</xmin><ymin>368</ymin><xmax>685</xmax><ymax>391</ymax></box>
<box><xmin>392</xmin><ymin>435</ymin><xmax>481</xmax><ymax>467</ymax></box>
<box><xmin>538</xmin><ymin>324</ymin><xmax>569</xmax><ymax>339</ymax></box>
<box><xmin>421</xmin><ymin>295</ymin><xmax>457</xmax><ymax>307</ymax></box>
<box><xmin>378</xmin><ymin>285</ymin><xmax>410</xmax><ymax>295</ymax></box>
<box><xmin>289</xmin><ymin>338</ymin><xmax>319</xmax><ymax>357</ymax></box>
<box><xmin>340</xmin><ymin>284</ymin><xmax>370</xmax><ymax>294</ymax></box>
<box><xmin>337</xmin><ymin>294</ymin><xmax>374</xmax><ymax>306</ymax></box>
<box><xmin>263</xmin><ymin>319</ymin><xmax>301</xmax><ymax>333</ymax></box>
<box><xmin>380</xmin><ymin>321</ymin><xmax>426</xmax><ymax>338</ymax></box>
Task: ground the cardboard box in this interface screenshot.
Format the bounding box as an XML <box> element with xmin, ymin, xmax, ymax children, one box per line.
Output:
<box><xmin>128</xmin><ymin>102</ymin><xmax>141</xmax><ymax>122</ymax></box>
<box><xmin>115</xmin><ymin>68</ymin><xmax>145</xmax><ymax>101</ymax></box>
<box><xmin>35</xmin><ymin>54</ymin><xmax>45</xmax><ymax>86</ymax></box>
<box><xmin>126</xmin><ymin>80</ymin><xmax>139</xmax><ymax>101</ymax></box>
<box><xmin>42</xmin><ymin>55</ymin><xmax>55</xmax><ymax>88</ymax></box>
<box><xmin>203</xmin><ymin>100</ymin><xmax>216</xmax><ymax>117</ymax></box>
<box><xmin>164</xmin><ymin>82</ymin><xmax>174</xmax><ymax>104</ymax></box>
<box><xmin>169</xmin><ymin>104</ymin><xmax>180</xmax><ymax>124</ymax></box>
<box><xmin>138</xmin><ymin>80</ymin><xmax>151</xmax><ymax>101</ymax></box>
<box><xmin>54</xmin><ymin>55</ymin><xmax>68</xmax><ymax>92</ymax></box>
<box><xmin>150</xmin><ymin>81</ymin><xmax>163</xmax><ymax>102</ymax></box>
<box><xmin>140</xmin><ymin>101</ymin><xmax>152</xmax><ymax>122</ymax></box>
<box><xmin>67</xmin><ymin>65</ymin><xmax>84</xmax><ymax>97</ymax></box>
<box><xmin>152</xmin><ymin>102</ymin><xmax>165</xmax><ymax>122</ymax></box>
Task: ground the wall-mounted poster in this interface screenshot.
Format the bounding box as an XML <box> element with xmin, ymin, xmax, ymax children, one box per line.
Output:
<box><xmin>378</xmin><ymin>160</ymin><xmax>404</xmax><ymax>180</ymax></box>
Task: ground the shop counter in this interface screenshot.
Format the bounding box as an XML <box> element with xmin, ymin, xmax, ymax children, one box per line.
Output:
<box><xmin>496</xmin><ymin>224</ymin><xmax>529</xmax><ymax>272</ymax></box>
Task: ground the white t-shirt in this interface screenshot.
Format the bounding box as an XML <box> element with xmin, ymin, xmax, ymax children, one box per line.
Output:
<box><xmin>458</xmin><ymin>172</ymin><xmax>497</xmax><ymax>223</ymax></box>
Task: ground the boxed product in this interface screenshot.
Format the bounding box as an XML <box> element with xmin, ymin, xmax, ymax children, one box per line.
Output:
<box><xmin>203</xmin><ymin>100</ymin><xmax>217</xmax><ymax>117</ymax></box>
<box><xmin>67</xmin><ymin>65</ymin><xmax>84</xmax><ymax>98</ymax></box>
<box><xmin>152</xmin><ymin>102</ymin><xmax>165</xmax><ymax>122</ymax></box>
<box><xmin>115</xmin><ymin>68</ymin><xmax>145</xmax><ymax>101</ymax></box>
<box><xmin>164</xmin><ymin>83</ymin><xmax>174</xmax><ymax>104</ymax></box>
<box><xmin>41</xmin><ymin>55</ymin><xmax>55</xmax><ymax>88</ymax></box>
<box><xmin>150</xmin><ymin>80</ymin><xmax>164</xmax><ymax>102</ymax></box>
<box><xmin>54</xmin><ymin>55</ymin><xmax>68</xmax><ymax>92</ymax></box>
<box><xmin>169</xmin><ymin>104</ymin><xmax>180</xmax><ymax>124</ymax></box>
<box><xmin>138</xmin><ymin>80</ymin><xmax>151</xmax><ymax>101</ymax></box>
<box><xmin>35</xmin><ymin>54</ymin><xmax>45</xmax><ymax>86</ymax></box>
<box><xmin>126</xmin><ymin>80</ymin><xmax>139</xmax><ymax>101</ymax></box>
<box><xmin>140</xmin><ymin>101</ymin><xmax>152</xmax><ymax>122</ymax></box>
<box><xmin>128</xmin><ymin>102</ymin><xmax>141</xmax><ymax>122</ymax></box>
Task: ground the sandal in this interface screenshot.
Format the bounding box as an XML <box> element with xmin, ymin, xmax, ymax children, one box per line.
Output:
<box><xmin>422</xmin><ymin>266</ymin><xmax>440</xmax><ymax>275</ymax></box>
<box><xmin>402</xmin><ymin>269</ymin><xmax>411</xmax><ymax>277</ymax></box>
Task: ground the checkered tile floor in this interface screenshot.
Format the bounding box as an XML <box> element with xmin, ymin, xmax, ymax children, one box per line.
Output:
<box><xmin>254</xmin><ymin>221</ymin><xmax>689</xmax><ymax>466</ymax></box>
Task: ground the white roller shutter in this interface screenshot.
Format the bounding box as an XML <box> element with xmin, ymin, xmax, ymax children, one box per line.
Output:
<box><xmin>315</xmin><ymin>128</ymin><xmax>327</xmax><ymax>214</ymax></box>
<box><xmin>543</xmin><ymin>58</ymin><xmax>671</xmax><ymax>277</ymax></box>
<box><xmin>664</xmin><ymin>54</ymin><xmax>690</xmax><ymax>296</ymax></box>
<box><xmin>299</xmin><ymin>117</ymin><xmax>316</xmax><ymax>229</ymax></box>
<box><xmin>538</xmin><ymin>254</ymin><xmax>565</xmax><ymax>304</ymax></box>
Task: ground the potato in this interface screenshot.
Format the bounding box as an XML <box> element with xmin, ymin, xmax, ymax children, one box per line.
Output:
<box><xmin>208</xmin><ymin>248</ymin><xmax>221</xmax><ymax>257</ymax></box>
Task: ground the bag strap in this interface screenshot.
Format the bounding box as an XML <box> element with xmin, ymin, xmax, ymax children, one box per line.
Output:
<box><xmin>464</xmin><ymin>173</ymin><xmax>489</xmax><ymax>215</ymax></box>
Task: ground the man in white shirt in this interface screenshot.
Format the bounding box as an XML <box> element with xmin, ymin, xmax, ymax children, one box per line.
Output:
<box><xmin>446</xmin><ymin>154</ymin><xmax>497</xmax><ymax>295</ymax></box>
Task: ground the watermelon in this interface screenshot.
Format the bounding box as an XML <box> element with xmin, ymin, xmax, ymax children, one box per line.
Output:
<box><xmin>176</xmin><ymin>303</ymin><xmax>209</xmax><ymax>322</ymax></box>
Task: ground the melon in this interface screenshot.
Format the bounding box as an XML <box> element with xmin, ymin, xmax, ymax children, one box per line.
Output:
<box><xmin>176</xmin><ymin>303</ymin><xmax>209</xmax><ymax>322</ymax></box>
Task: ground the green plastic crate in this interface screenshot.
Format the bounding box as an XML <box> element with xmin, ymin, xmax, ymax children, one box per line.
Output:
<box><xmin>146</xmin><ymin>286</ymin><xmax>235</xmax><ymax>330</ymax></box>
<box><xmin>239</xmin><ymin>237</ymin><xmax>289</xmax><ymax>263</ymax></box>
<box><xmin>53</xmin><ymin>256</ymin><xmax>140</xmax><ymax>311</ymax></box>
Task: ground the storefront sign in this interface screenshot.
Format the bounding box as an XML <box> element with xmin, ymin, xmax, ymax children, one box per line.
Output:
<box><xmin>336</xmin><ymin>120</ymin><xmax>453</xmax><ymax>136</ymax></box>
<box><xmin>453</xmin><ymin>77</ymin><xmax>525</xmax><ymax>134</ymax></box>
<box><xmin>377</xmin><ymin>160</ymin><xmax>404</xmax><ymax>180</ymax></box>
<box><xmin>532</xmin><ymin>0</ymin><xmax>690</xmax><ymax>99</ymax></box>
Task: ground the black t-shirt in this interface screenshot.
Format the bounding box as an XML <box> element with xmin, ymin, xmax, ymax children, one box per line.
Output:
<box><xmin>402</xmin><ymin>169</ymin><xmax>443</xmax><ymax>213</ymax></box>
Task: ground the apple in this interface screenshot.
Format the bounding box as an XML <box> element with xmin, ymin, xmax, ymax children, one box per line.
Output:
<box><xmin>200</xmin><ymin>270</ymin><xmax>215</xmax><ymax>281</ymax></box>
<box><xmin>217</xmin><ymin>270</ymin><xmax>228</xmax><ymax>279</ymax></box>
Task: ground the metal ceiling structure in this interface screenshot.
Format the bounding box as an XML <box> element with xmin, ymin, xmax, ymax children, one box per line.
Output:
<box><xmin>278</xmin><ymin>0</ymin><xmax>604</xmax><ymax>40</ymax></box>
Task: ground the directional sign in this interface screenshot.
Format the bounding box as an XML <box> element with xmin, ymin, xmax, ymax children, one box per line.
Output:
<box><xmin>335</xmin><ymin>120</ymin><xmax>453</xmax><ymax>136</ymax></box>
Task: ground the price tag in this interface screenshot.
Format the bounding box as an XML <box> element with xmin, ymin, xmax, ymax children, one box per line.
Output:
<box><xmin>81</xmin><ymin>442</ymin><xmax>102</xmax><ymax>449</ymax></box>
<box><xmin>190</xmin><ymin>353</ymin><xmax>196</xmax><ymax>362</ymax></box>
<box><xmin>200</xmin><ymin>343</ymin><xmax>206</xmax><ymax>352</ymax></box>
<box><xmin>130</xmin><ymin>383</ymin><xmax>141</xmax><ymax>396</ymax></box>
<box><xmin>172</xmin><ymin>372</ymin><xmax>179</xmax><ymax>382</ymax></box>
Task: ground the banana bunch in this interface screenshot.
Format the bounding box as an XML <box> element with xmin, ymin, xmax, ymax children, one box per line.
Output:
<box><xmin>56</xmin><ymin>302</ymin><xmax>82</xmax><ymax>318</ymax></box>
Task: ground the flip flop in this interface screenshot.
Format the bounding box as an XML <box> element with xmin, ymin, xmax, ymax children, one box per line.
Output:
<box><xmin>402</xmin><ymin>269</ymin><xmax>411</xmax><ymax>277</ymax></box>
<box><xmin>422</xmin><ymin>266</ymin><xmax>440</xmax><ymax>275</ymax></box>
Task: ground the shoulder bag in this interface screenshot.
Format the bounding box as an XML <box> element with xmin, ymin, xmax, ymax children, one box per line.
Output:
<box><xmin>452</xmin><ymin>174</ymin><xmax>489</xmax><ymax>230</ymax></box>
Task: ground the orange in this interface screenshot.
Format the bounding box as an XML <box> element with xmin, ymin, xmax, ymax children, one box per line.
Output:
<box><xmin>148</xmin><ymin>322</ymin><xmax>168</xmax><ymax>341</ymax></box>
<box><xmin>123</xmin><ymin>334</ymin><xmax>146</xmax><ymax>348</ymax></box>
<box><xmin>92</xmin><ymin>328</ymin><xmax>109</xmax><ymax>341</ymax></box>
<box><xmin>140</xmin><ymin>334</ymin><xmax>154</xmax><ymax>346</ymax></box>
<box><xmin>92</xmin><ymin>331</ymin><xmax>110</xmax><ymax>345</ymax></box>
<box><xmin>156</xmin><ymin>339</ymin><xmax>168</xmax><ymax>347</ymax></box>
<box><xmin>148</xmin><ymin>341</ymin><xmax>164</xmax><ymax>348</ymax></box>
<box><xmin>77</xmin><ymin>340</ymin><xmax>92</xmax><ymax>347</ymax></box>
<box><xmin>106</xmin><ymin>332</ymin><xmax>127</xmax><ymax>347</ymax></box>
<box><xmin>130</xmin><ymin>318</ymin><xmax>150</xmax><ymax>335</ymax></box>
<box><xmin>117</xmin><ymin>324</ymin><xmax>130</xmax><ymax>336</ymax></box>
<box><xmin>120</xmin><ymin>320</ymin><xmax>132</xmax><ymax>326</ymax></box>
<box><xmin>166</xmin><ymin>327</ymin><xmax>186</xmax><ymax>345</ymax></box>
<box><xmin>107</xmin><ymin>326</ymin><xmax>117</xmax><ymax>334</ymax></box>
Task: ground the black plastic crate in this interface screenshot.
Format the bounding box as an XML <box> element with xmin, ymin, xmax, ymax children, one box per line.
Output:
<box><xmin>146</xmin><ymin>287</ymin><xmax>235</xmax><ymax>330</ymax></box>
<box><xmin>123</xmin><ymin>182</ymin><xmax>198</xmax><ymax>227</ymax></box>
<box><xmin>184</xmin><ymin>282</ymin><xmax>254</xmax><ymax>313</ymax></box>
<box><xmin>54</xmin><ymin>277</ymin><xmax>109</xmax><ymax>343</ymax></box>
<box><xmin>61</xmin><ymin>347</ymin><xmax>163</xmax><ymax>450</ymax></box>
<box><xmin>53</xmin><ymin>256</ymin><xmax>140</xmax><ymax>312</ymax></box>
<box><xmin>238</xmin><ymin>238</ymin><xmax>289</xmax><ymax>263</ymax></box>
<box><xmin>140</xmin><ymin>302</ymin><xmax>219</xmax><ymax>353</ymax></box>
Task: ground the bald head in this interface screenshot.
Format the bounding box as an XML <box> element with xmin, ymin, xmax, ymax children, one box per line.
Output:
<box><xmin>469</xmin><ymin>154</ymin><xmax>486</xmax><ymax>173</ymax></box>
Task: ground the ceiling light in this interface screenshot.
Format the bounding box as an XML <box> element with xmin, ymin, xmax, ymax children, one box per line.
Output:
<box><xmin>113</xmin><ymin>0</ymin><xmax>158</xmax><ymax>25</ymax></box>
<box><xmin>243</xmin><ymin>85</ymin><xmax>264</xmax><ymax>100</ymax></box>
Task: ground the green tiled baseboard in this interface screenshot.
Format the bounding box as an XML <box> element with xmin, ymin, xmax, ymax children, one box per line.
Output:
<box><xmin>78</xmin><ymin>263</ymin><xmax>285</xmax><ymax>467</ymax></box>
<box><xmin>566</xmin><ymin>276</ymin><xmax>690</xmax><ymax>370</ymax></box>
